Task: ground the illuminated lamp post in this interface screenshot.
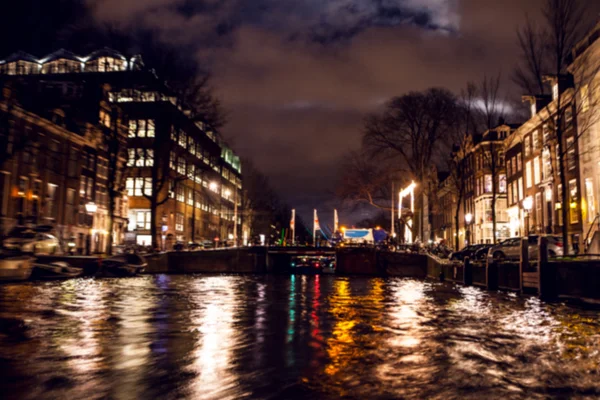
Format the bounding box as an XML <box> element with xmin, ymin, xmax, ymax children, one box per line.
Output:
<box><xmin>398</xmin><ymin>181</ymin><xmax>416</xmax><ymax>243</ymax></box>
<box><xmin>523</xmin><ymin>196</ymin><xmax>533</xmax><ymax>235</ymax></box>
<box><xmin>85</xmin><ymin>202</ymin><xmax>97</xmax><ymax>255</ymax></box>
<box><xmin>465</xmin><ymin>213</ymin><xmax>473</xmax><ymax>246</ymax></box>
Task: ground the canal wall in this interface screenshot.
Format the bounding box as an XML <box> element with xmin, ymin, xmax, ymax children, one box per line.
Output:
<box><xmin>335</xmin><ymin>248</ymin><xmax>428</xmax><ymax>278</ymax></box>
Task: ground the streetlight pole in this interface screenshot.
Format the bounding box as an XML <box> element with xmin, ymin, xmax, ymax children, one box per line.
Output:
<box><xmin>85</xmin><ymin>202</ymin><xmax>97</xmax><ymax>255</ymax></box>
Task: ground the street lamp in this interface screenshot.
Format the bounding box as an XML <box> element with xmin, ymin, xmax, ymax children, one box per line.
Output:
<box><xmin>523</xmin><ymin>196</ymin><xmax>533</xmax><ymax>235</ymax></box>
<box><xmin>85</xmin><ymin>202</ymin><xmax>97</xmax><ymax>255</ymax></box>
<box><xmin>465</xmin><ymin>213</ymin><xmax>473</xmax><ymax>246</ymax></box>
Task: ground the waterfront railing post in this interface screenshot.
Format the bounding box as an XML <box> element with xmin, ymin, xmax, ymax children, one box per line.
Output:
<box><xmin>486</xmin><ymin>256</ymin><xmax>498</xmax><ymax>291</ymax></box>
<box><xmin>464</xmin><ymin>256</ymin><xmax>472</xmax><ymax>286</ymax></box>
<box><xmin>538</xmin><ymin>236</ymin><xmax>557</xmax><ymax>301</ymax></box>
<box><xmin>519</xmin><ymin>238</ymin><xmax>528</xmax><ymax>294</ymax></box>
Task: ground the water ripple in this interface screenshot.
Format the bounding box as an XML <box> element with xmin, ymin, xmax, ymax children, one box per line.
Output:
<box><xmin>1</xmin><ymin>275</ymin><xmax>599</xmax><ymax>399</ymax></box>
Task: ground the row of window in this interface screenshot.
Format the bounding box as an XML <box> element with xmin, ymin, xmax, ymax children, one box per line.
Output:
<box><xmin>474</xmin><ymin>174</ymin><xmax>507</xmax><ymax>197</ymax></box>
<box><xmin>127</xmin><ymin>149</ymin><xmax>154</xmax><ymax>167</ymax></box>
<box><xmin>128</xmin><ymin>119</ymin><xmax>156</xmax><ymax>138</ymax></box>
<box><xmin>109</xmin><ymin>90</ymin><xmax>177</xmax><ymax>105</ymax></box>
<box><xmin>1</xmin><ymin>57</ymin><xmax>128</xmax><ymax>76</ymax></box>
<box><xmin>170</xmin><ymin>128</ymin><xmax>219</xmax><ymax>169</ymax></box>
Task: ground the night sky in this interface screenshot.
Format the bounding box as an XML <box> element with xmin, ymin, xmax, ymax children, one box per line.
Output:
<box><xmin>8</xmin><ymin>1</ymin><xmax>600</xmax><ymax>226</ymax></box>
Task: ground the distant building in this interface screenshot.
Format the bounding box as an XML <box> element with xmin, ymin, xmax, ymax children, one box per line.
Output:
<box><xmin>0</xmin><ymin>47</ymin><xmax>244</xmax><ymax>250</ymax></box>
<box><xmin>0</xmin><ymin>84</ymin><xmax>129</xmax><ymax>254</ymax></box>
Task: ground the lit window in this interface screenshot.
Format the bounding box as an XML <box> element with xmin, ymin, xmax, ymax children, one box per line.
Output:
<box><xmin>526</xmin><ymin>161</ymin><xmax>532</xmax><ymax>188</ymax></box>
<box><xmin>176</xmin><ymin>185</ymin><xmax>184</xmax><ymax>202</ymax></box>
<box><xmin>533</xmin><ymin>156</ymin><xmax>541</xmax><ymax>184</ymax></box>
<box><xmin>524</xmin><ymin>135</ymin><xmax>531</xmax><ymax>157</ymax></box>
<box><xmin>532</xmin><ymin>130</ymin><xmax>540</xmax><ymax>150</ymax></box>
<box><xmin>586</xmin><ymin>178</ymin><xmax>595</xmax><ymax>223</ymax></box>
<box><xmin>187</xmin><ymin>188</ymin><xmax>194</xmax><ymax>206</ymax></box>
<box><xmin>566</xmin><ymin>137</ymin><xmax>576</xmax><ymax>170</ymax></box>
<box><xmin>484</xmin><ymin>174</ymin><xmax>492</xmax><ymax>193</ymax></box>
<box><xmin>99</xmin><ymin>109</ymin><xmax>111</xmax><ymax>128</ymax></box>
<box><xmin>569</xmin><ymin>179</ymin><xmax>578</xmax><ymax>223</ymax></box>
<box><xmin>176</xmin><ymin>213</ymin><xmax>184</xmax><ymax>231</ymax></box>
<box><xmin>177</xmin><ymin>157</ymin><xmax>186</xmax><ymax>175</ymax></box>
<box><xmin>499</xmin><ymin>174</ymin><xmax>507</xmax><ymax>193</ymax></box>
<box><xmin>581</xmin><ymin>85</ymin><xmax>589</xmax><ymax>112</ymax></box>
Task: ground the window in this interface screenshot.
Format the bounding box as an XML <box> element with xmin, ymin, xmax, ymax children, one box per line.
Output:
<box><xmin>507</xmin><ymin>158</ymin><xmax>512</xmax><ymax>176</ymax></box>
<box><xmin>136</xmin><ymin>211</ymin><xmax>151</xmax><ymax>230</ymax></box>
<box><xmin>46</xmin><ymin>183</ymin><xmax>58</xmax><ymax>219</ymax></box>
<box><xmin>566</xmin><ymin>137</ymin><xmax>576</xmax><ymax>170</ymax></box>
<box><xmin>542</xmin><ymin>123</ymin><xmax>550</xmax><ymax>143</ymax></box>
<box><xmin>526</xmin><ymin>161</ymin><xmax>532</xmax><ymax>188</ymax></box>
<box><xmin>483</xmin><ymin>175</ymin><xmax>491</xmax><ymax>193</ymax></box>
<box><xmin>187</xmin><ymin>188</ymin><xmax>194</xmax><ymax>206</ymax></box>
<box><xmin>176</xmin><ymin>185</ymin><xmax>184</xmax><ymax>202</ymax></box>
<box><xmin>508</xmin><ymin>183</ymin><xmax>513</xmax><ymax>205</ymax></box>
<box><xmin>99</xmin><ymin>109</ymin><xmax>111</xmax><ymax>128</ymax></box>
<box><xmin>517</xmin><ymin>153</ymin><xmax>522</xmax><ymax>171</ymax></box>
<box><xmin>586</xmin><ymin>178</ymin><xmax>596</xmax><ymax>223</ymax></box>
<box><xmin>569</xmin><ymin>179</ymin><xmax>578</xmax><ymax>223</ymax></box>
<box><xmin>499</xmin><ymin>174</ymin><xmax>507</xmax><ymax>193</ymax></box>
<box><xmin>177</xmin><ymin>157</ymin><xmax>186</xmax><ymax>175</ymax></box>
<box><xmin>125</xmin><ymin>178</ymin><xmax>151</xmax><ymax>196</ymax></box>
<box><xmin>179</xmin><ymin>131</ymin><xmax>187</xmax><ymax>148</ymax></box>
<box><xmin>542</xmin><ymin>149</ymin><xmax>551</xmax><ymax>181</ymax></box>
<box><xmin>97</xmin><ymin>158</ymin><xmax>108</xmax><ymax>178</ymax></box>
<box><xmin>170</xmin><ymin>126</ymin><xmax>178</xmax><ymax>142</ymax></box>
<box><xmin>66</xmin><ymin>188</ymin><xmax>75</xmax><ymax>225</ymax></box>
<box><xmin>532</xmin><ymin>130</ymin><xmax>540</xmax><ymax>150</ymax></box>
<box><xmin>524</xmin><ymin>136</ymin><xmax>531</xmax><ymax>157</ymax></box>
<box><xmin>128</xmin><ymin>149</ymin><xmax>154</xmax><ymax>167</ymax></box>
<box><xmin>581</xmin><ymin>84</ymin><xmax>590</xmax><ymax>113</ymax></box>
<box><xmin>557</xmin><ymin>184</ymin><xmax>563</xmax><ymax>226</ymax></box>
<box><xmin>128</xmin><ymin>120</ymin><xmax>155</xmax><ymax>137</ymax></box>
<box><xmin>176</xmin><ymin>213</ymin><xmax>184</xmax><ymax>232</ymax></box>
<box><xmin>535</xmin><ymin>192</ymin><xmax>543</xmax><ymax>228</ymax></box>
<box><xmin>533</xmin><ymin>156</ymin><xmax>541</xmax><ymax>184</ymax></box>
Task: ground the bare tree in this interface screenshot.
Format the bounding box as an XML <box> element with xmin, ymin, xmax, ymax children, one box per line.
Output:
<box><xmin>513</xmin><ymin>15</ymin><xmax>549</xmax><ymax>96</ymax></box>
<box><xmin>446</xmin><ymin>83</ymin><xmax>478</xmax><ymax>250</ymax></box>
<box><xmin>362</xmin><ymin>88</ymin><xmax>458</xmax><ymax>241</ymax></box>
<box><xmin>478</xmin><ymin>73</ymin><xmax>507</xmax><ymax>244</ymax></box>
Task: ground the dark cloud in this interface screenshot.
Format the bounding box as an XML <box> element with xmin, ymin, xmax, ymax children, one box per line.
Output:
<box><xmin>87</xmin><ymin>0</ymin><xmax>600</xmax><ymax>223</ymax></box>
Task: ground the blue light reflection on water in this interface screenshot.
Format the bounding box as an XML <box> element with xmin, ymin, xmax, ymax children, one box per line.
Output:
<box><xmin>0</xmin><ymin>275</ymin><xmax>599</xmax><ymax>400</ymax></box>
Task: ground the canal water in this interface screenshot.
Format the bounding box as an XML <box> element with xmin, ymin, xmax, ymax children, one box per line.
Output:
<box><xmin>0</xmin><ymin>275</ymin><xmax>599</xmax><ymax>400</ymax></box>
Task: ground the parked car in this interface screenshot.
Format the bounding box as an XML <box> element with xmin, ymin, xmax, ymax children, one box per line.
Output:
<box><xmin>449</xmin><ymin>244</ymin><xmax>486</xmax><ymax>261</ymax></box>
<box><xmin>172</xmin><ymin>242</ymin><xmax>188</xmax><ymax>251</ymax></box>
<box><xmin>188</xmin><ymin>243</ymin><xmax>203</xmax><ymax>251</ymax></box>
<box><xmin>487</xmin><ymin>235</ymin><xmax>563</xmax><ymax>261</ymax></box>
<box><xmin>2</xmin><ymin>227</ymin><xmax>62</xmax><ymax>255</ymax></box>
<box><xmin>473</xmin><ymin>244</ymin><xmax>494</xmax><ymax>260</ymax></box>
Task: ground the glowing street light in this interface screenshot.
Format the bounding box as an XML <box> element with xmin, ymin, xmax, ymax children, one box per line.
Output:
<box><xmin>465</xmin><ymin>212</ymin><xmax>473</xmax><ymax>245</ymax></box>
<box><xmin>398</xmin><ymin>181</ymin><xmax>416</xmax><ymax>243</ymax></box>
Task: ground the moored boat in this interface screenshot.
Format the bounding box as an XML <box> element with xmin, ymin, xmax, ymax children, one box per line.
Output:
<box><xmin>30</xmin><ymin>262</ymin><xmax>83</xmax><ymax>280</ymax></box>
<box><xmin>0</xmin><ymin>256</ymin><xmax>34</xmax><ymax>282</ymax></box>
<box><xmin>96</xmin><ymin>254</ymin><xmax>147</xmax><ymax>277</ymax></box>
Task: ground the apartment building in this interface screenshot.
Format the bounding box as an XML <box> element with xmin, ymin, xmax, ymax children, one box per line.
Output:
<box><xmin>0</xmin><ymin>48</ymin><xmax>244</xmax><ymax>250</ymax></box>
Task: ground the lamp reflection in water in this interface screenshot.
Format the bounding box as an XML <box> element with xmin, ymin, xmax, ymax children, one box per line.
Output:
<box><xmin>58</xmin><ymin>279</ymin><xmax>106</xmax><ymax>375</ymax></box>
<box><xmin>189</xmin><ymin>277</ymin><xmax>240</xmax><ymax>400</ymax></box>
<box><xmin>323</xmin><ymin>278</ymin><xmax>384</xmax><ymax>396</ymax></box>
